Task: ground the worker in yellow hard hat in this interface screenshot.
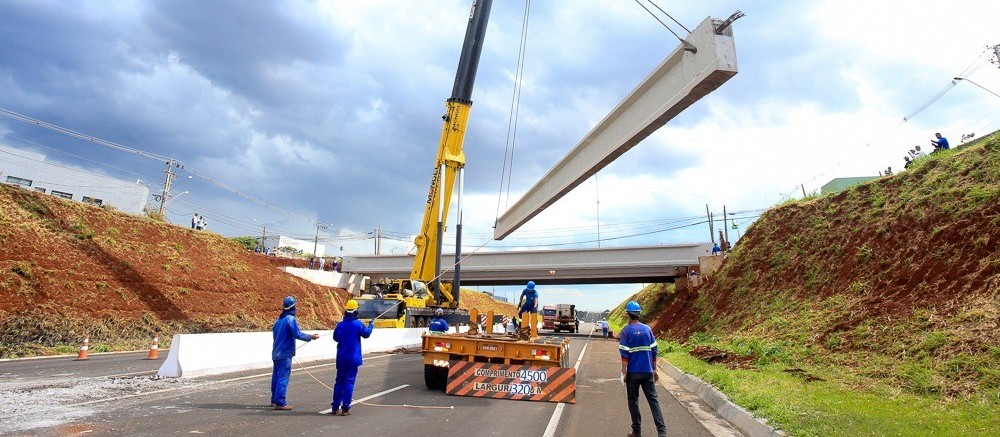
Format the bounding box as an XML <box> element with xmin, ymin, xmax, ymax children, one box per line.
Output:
<box><xmin>330</xmin><ymin>299</ymin><xmax>373</xmax><ymax>416</ymax></box>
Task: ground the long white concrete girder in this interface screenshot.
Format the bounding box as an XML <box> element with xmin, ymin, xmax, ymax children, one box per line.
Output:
<box><xmin>342</xmin><ymin>243</ymin><xmax>711</xmax><ymax>286</ymax></box>
<box><xmin>494</xmin><ymin>17</ymin><xmax>738</xmax><ymax>239</ymax></box>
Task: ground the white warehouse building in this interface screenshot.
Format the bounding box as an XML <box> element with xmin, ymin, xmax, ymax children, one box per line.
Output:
<box><xmin>0</xmin><ymin>144</ymin><xmax>149</xmax><ymax>214</ymax></box>
<box><xmin>262</xmin><ymin>235</ymin><xmax>326</xmax><ymax>257</ymax></box>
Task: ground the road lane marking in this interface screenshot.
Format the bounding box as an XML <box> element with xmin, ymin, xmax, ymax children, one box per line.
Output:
<box><xmin>2</xmin><ymin>352</ymin><xmax>410</xmax><ymax>418</ymax></box>
<box><xmin>318</xmin><ymin>384</ymin><xmax>410</xmax><ymax>414</ymax></box>
<box><xmin>543</xmin><ymin>330</ymin><xmax>592</xmax><ymax>437</ymax></box>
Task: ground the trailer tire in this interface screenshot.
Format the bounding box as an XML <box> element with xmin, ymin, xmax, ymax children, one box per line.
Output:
<box><xmin>424</xmin><ymin>364</ymin><xmax>447</xmax><ymax>391</ymax></box>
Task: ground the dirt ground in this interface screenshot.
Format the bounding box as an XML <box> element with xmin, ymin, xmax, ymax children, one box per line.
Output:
<box><xmin>0</xmin><ymin>186</ymin><xmax>350</xmax><ymax>357</ymax></box>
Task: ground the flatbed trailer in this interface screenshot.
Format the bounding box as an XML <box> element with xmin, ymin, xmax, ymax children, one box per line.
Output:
<box><xmin>421</xmin><ymin>330</ymin><xmax>570</xmax><ymax>390</ymax></box>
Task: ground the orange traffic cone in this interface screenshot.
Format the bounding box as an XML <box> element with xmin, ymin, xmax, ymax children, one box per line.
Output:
<box><xmin>75</xmin><ymin>336</ymin><xmax>90</xmax><ymax>361</ymax></box>
<box><xmin>145</xmin><ymin>335</ymin><xmax>159</xmax><ymax>360</ymax></box>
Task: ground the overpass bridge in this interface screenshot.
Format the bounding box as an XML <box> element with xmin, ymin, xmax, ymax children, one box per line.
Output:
<box><xmin>341</xmin><ymin>242</ymin><xmax>711</xmax><ymax>286</ymax></box>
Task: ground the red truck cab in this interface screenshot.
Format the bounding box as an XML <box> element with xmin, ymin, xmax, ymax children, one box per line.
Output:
<box><xmin>541</xmin><ymin>305</ymin><xmax>557</xmax><ymax>329</ymax></box>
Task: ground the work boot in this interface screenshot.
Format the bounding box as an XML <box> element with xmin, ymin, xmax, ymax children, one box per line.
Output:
<box><xmin>273</xmin><ymin>405</ymin><xmax>293</xmax><ymax>411</ymax></box>
<box><xmin>338</xmin><ymin>409</ymin><xmax>351</xmax><ymax>416</ymax></box>
<box><xmin>627</xmin><ymin>432</ymin><xmax>638</xmax><ymax>437</ymax></box>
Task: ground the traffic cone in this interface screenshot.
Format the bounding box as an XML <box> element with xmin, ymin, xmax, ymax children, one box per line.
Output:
<box><xmin>145</xmin><ymin>335</ymin><xmax>159</xmax><ymax>360</ymax></box>
<box><xmin>75</xmin><ymin>336</ymin><xmax>90</xmax><ymax>361</ymax></box>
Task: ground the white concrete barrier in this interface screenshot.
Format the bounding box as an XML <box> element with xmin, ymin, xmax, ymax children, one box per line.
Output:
<box><xmin>158</xmin><ymin>327</ymin><xmax>428</xmax><ymax>378</ymax></box>
<box><xmin>279</xmin><ymin>267</ymin><xmax>347</xmax><ymax>288</ymax></box>
<box><xmin>157</xmin><ymin>323</ymin><xmax>513</xmax><ymax>378</ymax></box>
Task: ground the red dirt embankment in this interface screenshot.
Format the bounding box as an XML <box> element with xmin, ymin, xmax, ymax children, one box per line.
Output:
<box><xmin>0</xmin><ymin>186</ymin><xmax>350</xmax><ymax>357</ymax></box>
<box><xmin>653</xmin><ymin>141</ymin><xmax>999</xmax><ymax>343</ymax></box>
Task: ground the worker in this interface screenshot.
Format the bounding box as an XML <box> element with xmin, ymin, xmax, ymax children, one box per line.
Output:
<box><xmin>331</xmin><ymin>299</ymin><xmax>374</xmax><ymax>416</ymax></box>
<box><xmin>600</xmin><ymin>318</ymin><xmax>610</xmax><ymax>339</ymax></box>
<box><xmin>619</xmin><ymin>300</ymin><xmax>666</xmax><ymax>437</ymax></box>
<box><xmin>270</xmin><ymin>296</ymin><xmax>319</xmax><ymax>411</ymax></box>
<box><xmin>517</xmin><ymin>280</ymin><xmax>539</xmax><ymax>318</ymax></box>
<box><xmin>428</xmin><ymin>308</ymin><xmax>449</xmax><ymax>334</ymax></box>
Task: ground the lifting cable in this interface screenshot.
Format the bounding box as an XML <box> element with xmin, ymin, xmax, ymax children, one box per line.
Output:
<box><xmin>632</xmin><ymin>0</ymin><xmax>695</xmax><ymax>51</ymax></box>
<box><xmin>494</xmin><ymin>0</ymin><xmax>532</xmax><ymax>228</ymax></box>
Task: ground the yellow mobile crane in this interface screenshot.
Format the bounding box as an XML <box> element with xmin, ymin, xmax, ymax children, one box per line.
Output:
<box><xmin>356</xmin><ymin>0</ymin><xmax>494</xmax><ymax>329</ymax></box>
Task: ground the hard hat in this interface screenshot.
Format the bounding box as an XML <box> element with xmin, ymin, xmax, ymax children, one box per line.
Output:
<box><xmin>625</xmin><ymin>300</ymin><xmax>641</xmax><ymax>314</ymax></box>
<box><xmin>345</xmin><ymin>299</ymin><xmax>359</xmax><ymax>311</ymax></box>
<box><xmin>434</xmin><ymin>308</ymin><xmax>444</xmax><ymax>316</ymax></box>
<box><xmin>527</xmin><ymin>280</ymin><xmax>535</xmax><ymax>290</ymax></box>
<box><xmin>282</xmin><ymin>296</ymin><xmax>296</xmax><ymax>310</ymax></box>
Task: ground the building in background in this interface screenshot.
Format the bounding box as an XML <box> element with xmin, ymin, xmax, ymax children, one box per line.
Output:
<box><xmin>262</xmin><ymin>235</ymin><xmax>325</xmax><ymax>257</ymax></box>
<box><xmin>820</xmin><ymin>176</ymin><xmax>879</xmax><ymax>196</ymax></box>
<box><xmin>0</xmin><ymin>144</ymin><xmax>149</xmax><ymax>213</ymax></box>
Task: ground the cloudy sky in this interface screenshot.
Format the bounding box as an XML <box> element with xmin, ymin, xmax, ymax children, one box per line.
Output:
<box><xmin>2</xmin><ymin>0</ymin><xmax>999</xmax><ymax>311</ymax></box>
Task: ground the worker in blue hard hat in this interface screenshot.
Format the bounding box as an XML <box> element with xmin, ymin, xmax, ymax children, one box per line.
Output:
<box><xmin>331</xmin><ymin>299</ymin><xmax>374</xmax><ymax>416</ymax></box>
<box><xmin>428</xmin><ymin>308</ymin><xmax>449</xmax><ymax>334</ymax></box>
<box><xmin>517</xmin><ymin>280</ymin><xmax>539</xmax><ymax>318</ymax></box>
<box><xmin>271</xmin><ymin>296</ymin><xmax>320</xmax><ymax>411</ymax></box>
<box><xmin>619</xmin><ymin>300</ymin><xmax>666</xmax><ymax>437</ymax></box>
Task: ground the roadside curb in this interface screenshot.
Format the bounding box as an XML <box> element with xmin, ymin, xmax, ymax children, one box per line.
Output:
<box><xmin>659</xmin><ymin>360</ymin><xmax>786</xmax><ymax>437</ymax></box>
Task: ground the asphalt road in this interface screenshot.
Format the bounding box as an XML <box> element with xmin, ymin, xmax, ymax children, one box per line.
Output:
<box><xmin>1</xmin><ymin>324</ymin><xmax>744</xmax><ymax>436</ymax></box>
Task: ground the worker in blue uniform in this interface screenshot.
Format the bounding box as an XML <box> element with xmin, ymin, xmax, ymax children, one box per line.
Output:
<box><xmin>619</xmin><ymin>300</ymin><xmax>666</xmax><ymax>437</ymax></box>
<box><xmin>428</xmin><ymin>308</ymin><xmax>450</xmax><ymax>333</ymax></box>
<box><xmin>271</xmin><ymin>295</ymin><xmax>319</xmax><ymax>411</ymax></box>
<box><xmin>517</xmin><ymin>280</ymin><xmax>539</xmax><ymax>317</ymax></box>
<box><xmin>331</xmin><ymin>299</ymin><xmax>374</xmax><ymax>416</ymax></box>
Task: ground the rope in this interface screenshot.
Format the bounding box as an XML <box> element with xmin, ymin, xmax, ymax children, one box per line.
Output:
<box><xmin>290</xmin><ymin>333</ymin><xmax>455</xmax><ymax>410</ymax></box>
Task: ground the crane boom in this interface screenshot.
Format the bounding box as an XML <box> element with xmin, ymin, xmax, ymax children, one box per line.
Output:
<box><xmin>411</xmin><ymin>0</ymin><xmax>493</xmax><ymax>308</ymax></box>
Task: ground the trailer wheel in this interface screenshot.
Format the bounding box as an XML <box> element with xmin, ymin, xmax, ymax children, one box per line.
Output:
<box><xmin>424</xmin><ymin>364</ymin><xmax>446</xmax><ymax>390</ymax></box>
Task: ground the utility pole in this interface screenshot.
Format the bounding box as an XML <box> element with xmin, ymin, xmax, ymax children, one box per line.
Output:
<box><xmin>801</xmin><ymin>184</ymin><xmax>807</xmax><ymax>198</ymax></box>
<box><xmin>157</xmin><ymin>160</ymin><xmax>176</xmax><ymax>216</ymax></box>
<box><xmin>723</xmin><ymin>205</ymin><xmax>729</xmax><ymax>247</ymax></box>
<box><xmin>260</xmin><ymin>225</ymin><xmax>266</xmax><ymax>251</ymax></box>
<box><xmin>312</xmin><ymin>223</ymin><xmax>327</xmax><ymax>257</ymax></box>
<box><xmin>706</xmin><ymin>204</ymin><xmax>715</xmax><ymax>244</ymax></box>
<box><xmin>992</xmin><ymin>44</ymin><xmax>1000</xmax><ymax>68</ymax></box>
<box><xmin>372</xmin><ymin>226</ymin><xmax>382</xmax><ymax>255</ymax></box>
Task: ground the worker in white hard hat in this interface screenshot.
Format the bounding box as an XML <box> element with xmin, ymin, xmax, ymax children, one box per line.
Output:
<box><xmin>428</xmin><ymin>308</ymin><xmax>449</xmax><ymax>334</ymax></box>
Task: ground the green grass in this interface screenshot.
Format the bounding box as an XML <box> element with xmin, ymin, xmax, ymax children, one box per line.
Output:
<box><xmin>665</xmin><ymin>352</ymin><xmax>999</xmax><ymax>437</ymax></box>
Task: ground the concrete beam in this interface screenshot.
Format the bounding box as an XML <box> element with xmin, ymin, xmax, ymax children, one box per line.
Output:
<box><xmin>342</xmin><ymin>243</ymin><xmax>711</xmax><ymax>286</ymax></box>
<box><xmin>494</xmin><ymin>17</ymin><xmax>738</xmax><ymax>239</ymax></box>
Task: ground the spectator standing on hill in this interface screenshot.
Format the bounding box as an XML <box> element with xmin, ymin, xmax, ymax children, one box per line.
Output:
<box><xmin>931</xmin><ymin>133</ymin><xmax>950</xmax><ymax>152</ymax></box>
<box><xmin>270</xmin><ymin>296</ymin><xmax>319</xmax><ymax>411</ymax></box>
<box><xmin>191</xmin><ymin>213</ymin><xmax>198</xmax><ymax>229</ymax></box>
<box><xmin>319</xmin><ymin>257</ymin><xmax>326</xmax><ymax>270</ymax></box>
<box><xmin>619</xmin><ymin>300</ymin><xmax>667</xmax><ymax>437</ymax></box>
<box><xmin>712</xmin><ymin>243</ymin><xmax>722</xmax><ymax>256</ymax></box>
<box><xmin>308</xmin><ymin>257</ymin><xmax>315</xmax><ymax>269</ymax></box>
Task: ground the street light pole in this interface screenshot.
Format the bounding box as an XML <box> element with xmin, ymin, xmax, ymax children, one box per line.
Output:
<box><xmin>954</xmin><ymin>77</ymin><xmax>1000</xmax><ymax>99</ymax></box>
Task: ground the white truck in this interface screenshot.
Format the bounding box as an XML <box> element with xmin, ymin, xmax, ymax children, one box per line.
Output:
<box><xmin>553</xmin><ymin>303</ymin><xmax>579</xmax><ymax>333</ymax></box>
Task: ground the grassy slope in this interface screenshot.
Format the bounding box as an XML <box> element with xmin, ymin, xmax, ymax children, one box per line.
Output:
<box><xmin>615</xmin><ymin>134</ymin><xmax>999</xmax><ymax>436</ymax></box>
<box><xmin>0</xmin><ymin>187</ymin><xmax>350</xmax><ymax>357</ymax></box>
